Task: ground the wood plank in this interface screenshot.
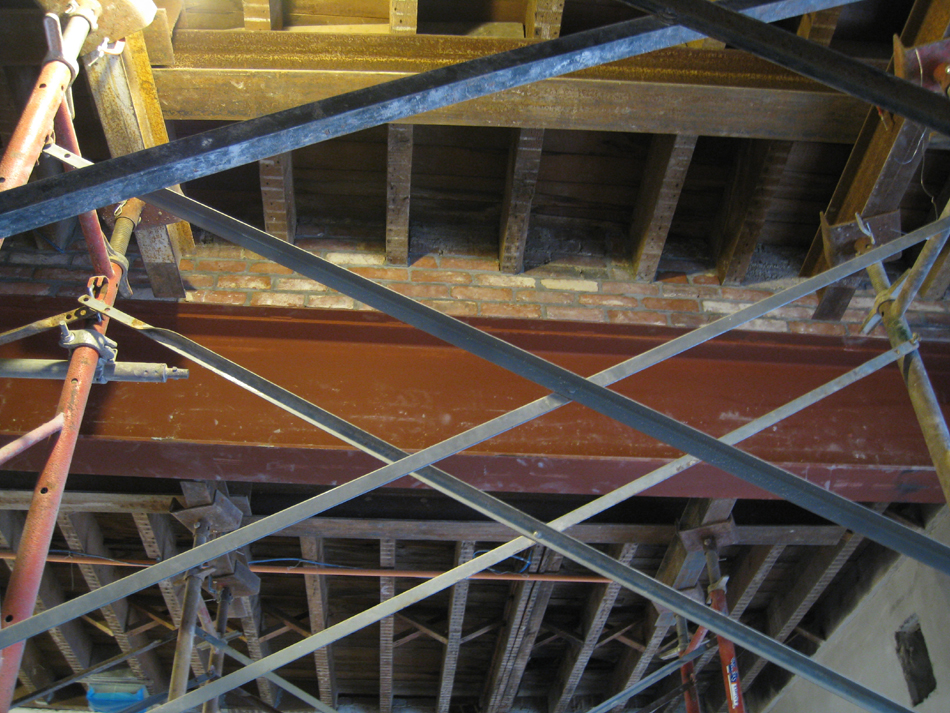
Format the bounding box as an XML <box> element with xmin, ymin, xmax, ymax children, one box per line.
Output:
<box><xmin>526</xmin><ymin>0</ymin><xmax>564</xmax><ymax>41</ymax></box>
<box><xmin>549</xmin><ymin>543</ymin><xmax>637</xmax><ymax>713</ymax></box>
<box><xmin>499</xmin><ymin>128</ymin><xmax>544</xmax><ymax>273</ymax></box>
<box><xmin>796</xmin><ymin>7</ymin><xmax>842</xmax><ymax>46</ymax></box>
<box><xmin>57</xmin><ymin>512</ymin><xmax>167</xmax><ymax>694</ymax></box>
<box><xmin>396</xmin><ymin>613</ymin><xmax>448</xmax><ymax>645</ymax></box>
<box><xmin>802</xmin><ymin>0</ymin><xmax>950</xmax><ymax>318</ymax></box>
<box><xmin>244</xmin><ymin>0</ymin><xmax>283</xmax><ymax>30</ymax></box>
<box><xmin>260</xmin><ymin>153</ymin><xmax>298</xmax><ymax>242</ymax></box>
<box><xmin>436</xmin><ymin>541</ymin><xmax>475</xmax><ymax>713</ymax></box>
<box><xmin>0</xmin><ymin>512</ymin><xmax>81</xmax><ymax>691</ymax></box>
<box><xmin>481</xmin><ymin>547</ymin><xmax>562</xmax><ymax>713</ymax></box>
<box><xmin>301</xmin><ymin>536</ymin><xmax>337</xmax><ymax>706</ymax></box>
<box><xmin>630</xmin><ymin>134</ymin><xmax>698</xmax><ymax>281</ymax></box>
<box><xmin>239</xmin><ymin>595</ymin><xmax>279</xmax><ymax>705</ymax></box>
<box><xmin>84</xmin><ymin>31</ymin><xmax>192</xmax><ymax>298</ymax></box>
<box><xmin>390</xmin><ymin>0</ymin><xmax>417</xmax><ymax>33</ymax></box>
<box><xmin>380</xmin><ymin>538</ymin><xmax>396</xmax><ymax>713</ymax></box>
<box><xmin>609</xmin><ymin>499</ymin><xmax>735</xmax><ymax>703</ymax></box>
<box><xmin>132</xmin><ymin>512</ymin><xmax>210</xmax><ymax>677</ymax></box>
<box><xmin>156</xmin><ymin>36</ymin><xmax>864</xmax><ymax>142</ymax></box>
<box><xmin>714</xmin><ymin>139</ymin><xmax>793</xmax><ymax>285</ymax></box>
<box><xmin>386</xmin><ymin>124</ymin><xmax>413</xmax><ymax>264</ymax></box>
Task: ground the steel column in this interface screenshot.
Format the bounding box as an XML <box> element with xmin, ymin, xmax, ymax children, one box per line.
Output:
<box><xmin>0</xmin><ymin>0</ymin><xmax>872</xmax><ymax>236</ymax></box>
<box><xmin>202</xmin><ymin>587</ymin><xmax>232</xmax><ymax>713</ymax></box>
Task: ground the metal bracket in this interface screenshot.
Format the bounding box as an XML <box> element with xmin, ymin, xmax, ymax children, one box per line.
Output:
<box><xmin>678</xmin><ymin>518</ymin><xmax>738</xmax><ymax>552</ymax></box>
<box><xmin>0</xmin><ymin>307</ymin><xmax>92</xmax><ymax>348</ymax></box>
<box><xmin>171</xmin><ymin>490</ymin><xmax>244</xmax><ymax>535</ymax></box>
<box><xmin>58</xmin><ymin>326</ymin><xmax>118</xmax><ymax>384</ymax></box>
<box><xmin>860</xmin><ymin>270</ymin><xmax>909</xmax><ymax>335</ymax></box>
<box><xmin>104</xmin><ymin>240</ymin><xmax>133</xmax><ymax>298</ymax></box>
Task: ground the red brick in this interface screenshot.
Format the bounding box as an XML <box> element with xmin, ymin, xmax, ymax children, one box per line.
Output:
<box><xmin>410</xmin><ymin>255</ymin><xmax>439</xmax><ymax>269</ymax></box>
<box><xmin>515</xmin><ymin>290</ymin><xmax>575</xmax><ymax>304</ymax></box>
<box><xmin>451</xmin><ymin>286</ymin><xmax>513</xmax><ymax>301</ymax></box>
<box><xmin>670</xmin><ymin>313</ymin><xmax>714</xmax><ymax>328</ymax></box>
<box><xmin>194</xmin><ymin>244</ymin><xmax>245</xmax><ymax>259</ymax></box>
<box><xmin>440</xmin><ymin>256</ymin><xmax>498</xmax><ymax>271</ymax></box>
<box><xmin>419</xmin><ymin>299</ymin><xmax>478</xmax><ymax>317</ymax></box>
<box><xmin>0</xmin><ymin>282</ymin><xmax>52</xmax><ymax>296</ymax></box>
<box><xmin>250</xmin><ymin>292</ymin><xmax>306</xmax><ymax>308</ymax></box>
<box><xmin>0</xmin><ymin>266</ymin><xmax>34</xmax><ymax>279</ymax></box>
<box><xmin>249</xmin><ymin>262</ymin><xmax>295</xmax><ymax>275</ymax></box>
<box><xmin>656</xmin><ymin>272</ymin><xmax>689</xmax><ymax>283</ymax></box>
<box><xmin>545</xmin><ymin>306</ymin><xmax>606</xmax><ymax>323</ymax></box>
<box><xmin>388</xmin><ymin>283</ymin><xmax>451</xmax><ymax>300</ymax></box>
<box><xmin>411</xmin><ymin>270</ymin><xmax>472</xmax><ymax>284</ymax></box>
<box><xmin>217</xmin><ymin>275</ymin><xmax>272</xmax><ymax>290</ymax></box>
<box><xmin>642</xmin><ymin>297</ymin><xmax>699</xmax><ymax>312</ymax></box>
<box><xmin>719</xmin><ymin>287</ymin><xmax>772</xmax><ymax>301</ymax></box>
<box><xmin>274</xmin><ymin>277</ymin><xmax>327</xmax><ymax>292</ymax></box>
<box><xmin>579</xmin><ymin>294</ymin><xmax>639</xmax><ymax>308</ymax></box>
<box><xmin>768</xmin><ymin>306</ymin><xmax>815</xmax><ymax>320</ymax></box>
<box><xmin>480</xmin><ymin>303</ymin><xmax>542</xmax><ymax>319</ymax></box>
<box><xmin>661</xmin><ymin>284</ymin><xmax>720</xmax><ymax>299</ymax></box>
<box><xmin>183</xmin><ymin>274</ymin><xmax>215</xmax><ymax>290</ymax></box>
<box><xmin>792</xmin><ymin>294</ymin><xmax>820</xmax><ymax>308</ymax></box>
<box><xmin>307</xmin><ymin>295</ymin><xmax>356</xmax><ymax>310</ymax></box>
<box><xmin>601</xmin><ymin>281</ymin><xmax>660</xmax><ymax>296</ymax></box>
<box><xmin>351</xmin><ymin>266</ymin><xmax>410</xmax><ymax>281</ymax></box>
<box><xmin>691</xmin><ymin>273</ymin><xmax>721</xmax><ymax>285</ymax></box>
<box><xmin>195</xmin><ymin>259</ymin><xmax>247</xmax><ymax>273</ymax></box>
<box><xmin>789</xmin><ymin>321</ymin><xmax>847</xmax><ymax>337</ymax></box>
<box><xmin>179</xmin><ymin>258</ymin><xmax>196</xmax><ymax>271</ymax></box>
<box><xmin>608</xmin><ymin>311</ymin><xmax>668</xmax><ymax>326</ymax></box>
<box><xmin>191</xmin><ymin>290</ymin><xmax>247</xmax><ymax>305</ymax></box>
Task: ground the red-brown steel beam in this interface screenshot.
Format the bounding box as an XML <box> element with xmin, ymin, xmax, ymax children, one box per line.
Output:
<box><xmin>0</xmin><ymin>299</ymin><xmax>947</xmax><ymax>502</ymax></box>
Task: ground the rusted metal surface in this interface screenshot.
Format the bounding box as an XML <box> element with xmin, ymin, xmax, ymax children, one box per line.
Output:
<box><xmin>0</xmin><ymin>298</ymin><xmax>947</xmax><ymax>501</ymax></box>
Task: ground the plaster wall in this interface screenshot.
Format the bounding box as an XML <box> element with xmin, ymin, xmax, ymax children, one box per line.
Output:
<box><xmin>762</xmin><ymin>508</ymin><xmax>950</xmax><ymax>713</ymax></box>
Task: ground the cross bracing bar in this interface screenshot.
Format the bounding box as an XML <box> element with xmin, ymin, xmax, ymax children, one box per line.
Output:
<box><xmin>0</xmin><ymin>0</ymin><xmax>918</xmax><ymax>238</ymax></box>
<box><xmin>0</xmin><ymin>303</ymin><xmax>923</xmax><ymax>713</ymax></box>
<box><xmin>142</xmin><ymin>187</ymin><xmax>950</xmax><ymax>576</ymax></box>
<box><xmin>2</xmin><ymin>191</ymin><xmax>947</xmax><ymax>655</ymax></box>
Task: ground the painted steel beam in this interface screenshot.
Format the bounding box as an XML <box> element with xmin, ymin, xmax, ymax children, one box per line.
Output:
<box><xmin>0</xmin><ymin>0</ymin><xmax>857</xmax><ymax>237</ymax></box>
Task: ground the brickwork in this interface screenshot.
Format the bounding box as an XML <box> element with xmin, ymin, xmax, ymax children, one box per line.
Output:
<box><xmin>3</xmin><ymin>238</ymin><xmax>950</xmax><ymax>341</ymax></box>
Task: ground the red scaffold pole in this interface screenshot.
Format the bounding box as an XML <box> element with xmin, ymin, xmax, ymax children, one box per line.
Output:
<box><xmin>704</xmin><ymin>538</ymin><xmax>746</xmax><ymax>713</ymax></box>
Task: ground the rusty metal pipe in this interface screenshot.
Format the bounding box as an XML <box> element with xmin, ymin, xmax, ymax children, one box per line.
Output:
<box><xmin>52</xmin><ymin>103</ymin><xmax>115</xmax><ymax>280</ymax></box>
<box><xmin>0</xmin><ymin>413</ymin><xmax>64</xmax><ymax>467</ymax></box>
<box><xmin>168</xmin><ymin>520</ymin><xmax>211</xmax><ymax>702</ymax></box>
<box><xmin>704</xmin><ymin>538</ymin><xmax>746</xmax><ymax>713</ymax></box>
<box><xmin>677</xmin><ymin>616</ymin><xmax>703</xmax><ymax>713</ymax></box>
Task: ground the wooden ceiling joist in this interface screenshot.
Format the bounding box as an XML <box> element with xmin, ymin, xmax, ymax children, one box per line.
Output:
<box><xmin>83</xmin><ymin>32</ymin><xmax>192</xmax><ymax>299</ymax></box>
<box><xmin>499</xmin><ymin>127</ymin><xmax>544</xmax><ymax>273</ymax></box>
<box><xmin>630</xmin><ymin>133</ymin><xmax>699</xmax><ymax>282</ymax></box>
<box><xmin>56</xmin><ymin>512</ymin><xmax>167</xmax><ymax>695</ymax></box>
<box><xmin>379</xmin><ymin>537</ymin><xmax>396</xmax><ymax>713</ymax></box>
<box><xmin>243</xmin><ymin>0</ymin><xmax>283</xmax><ymax>31</ymax></box>
<box><xmin>386</xmin><ymin>124</ymin><xmax>413</xmax><ymax>264</ymax></box>
<box><xmin>436</xmin><ymin>541</ymin><xmax>475</xmax><ymax>713</ymax></box>
<box><xmin>300</xmin><ymin>536</ymin><xmax>337</xmax><ymax>707</ymax></box>
<box><xmin>390</xmin><ymin>0</ymin><xmax>418</xmax><ymax>33</ymax></box>
<box><xmin>527</xmin><ymin>0</ymin><xmax>566</xmax><ymax>41</ymax></box>
<box><xmin>549</xmin><ymin>543</ymin><xmax>638</xmax><ymax>713</ymax></box>
<box><xmin>481</xmin><ymin>547</ymin><xmax>562</xmax><ymax>713</ymax></box>
<box><xmin>260</xmin><ymin>153</ymin><xmax>298</xmax><ymax>243</ymax></box>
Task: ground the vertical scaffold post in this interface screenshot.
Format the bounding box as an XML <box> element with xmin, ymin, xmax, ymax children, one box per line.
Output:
<box><xmin>704</xmin><ymin>537</ymin><xmax>746</xmax><ymax>713</ymax></box>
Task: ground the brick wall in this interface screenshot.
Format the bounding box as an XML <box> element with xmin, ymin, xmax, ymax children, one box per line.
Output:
<box><xmin>3</xmin><ymin>237</ymin><xmax>950</xmax><ymax>341</ymax></box>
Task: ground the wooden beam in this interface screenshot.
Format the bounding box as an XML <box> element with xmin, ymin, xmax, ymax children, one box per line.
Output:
<box><xmin>630</xmin><ymin>133</ymin><xmax>698</xmax><ymax>281</ymax></box>
<box><xmin>132</xmin><ymin>512</ymin><xmax>209</xmax><ymax>676</ymax></box>
<box><xmin>436</xmin><ymin>541</ymin><xmax>475</xmax><ymax>713</ymax></box>
<box><xmin>238</xmin><ymin>595</ymin><xmax>279</xmax><ymax>705</ymax></box>
<box><xmin>156</xmin><ymin>35</ymin><xmax>864</xmax><ymax>142</ymax></box>
<box><xmin>609</xmin><ymin>499</ymin><xmax>735</xmax><ymax>702</ymax></box>
<box><xmin>499</xmin><ymin>127</ymin><xmax>544</xmax><ymax>273</ymax></box>
<box><xmin>57</xmin><ymin>512</ymin><xmax>167</xmax><ymax>694</ymax></box>
<box><xmin>802</xmin><ymin>0</ymin><xmax>950</xmax><ymax>319</ymax></box>
<box><xmin>244</xmin><ymin>0</ymin><xmax>283</xmax><ymax>31</ymax></box>
<box><xmin>714</xmin><ymin>139</ymin><xmax>792</xmax><ymax>284</ymax></box>
<box><xmin>481</xmin><ymin>547</ymin><xmax>562</xmax><ymax>713</ymax></box>
<box><xmin>141</xmin><ymin>0</ymin><xmax>182</xmax><ymax>66</ymax></box>
<box><xmin>300</xmin><ymin>536</ymin><xmax>336</xmax><ymax>706</ymax></box>
<box><xmin>260</xmin><ymin>152</ymin><xmax>297</xmax><ymax>242</ymax></box>
<box><xmin>390</xmin><ymin>0</ymin><xmax>417</xmax><ymax>33</ymax></box>
<box><xmin>0</xmin><ymin>512</ymin><xmax>73</xmax><ymax>692</ymax></box>
<box><xmin>386</xmin><ymin>124</ymin><xmax>413</xmax><ymax>264</ymax></box>
<box><xmin>549</xmin><ymin>543</ymin><xmax>637</xmax><ymax>713</ymax></box>
<box><xmin>380</xmin><ymin>538</ymin><xmax>396</xmax><ymax>713</ymax></box>
<box><xmin>526</xmin><ymin>0</ymin><xmax>564</xmax><ymax>41</ymax></box>
<box><xmin>396</xmin><ymin>613</ymin><xmax>448</xmax><ymax>645</ymax></box>
<box><xmin>797</xmin><ymin>7</ymin><xmax>842</xmax><ymax>46</ymax></box>
<box><xmin>84</xmin><ymin>31</ymin><xmax>193</xmax><ymax>298</ymax></box>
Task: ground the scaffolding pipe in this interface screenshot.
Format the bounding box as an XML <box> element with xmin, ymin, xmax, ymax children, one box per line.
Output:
<box><xmin>168</xmin><ymin>520</ymin><xmax>210</xmax><ymax>702</ymax></box>
<box><xmin>202</xmin><ymin>587</ymin><xmax>232</xmax><ymax>713</ymax></box>
<box><xmin>0</xmin><ymin>3</ymin><xmax>97</xmax><ymax>249</ymax></box>
<box><xmin>0</xmin><ymin>413</ymin><xmax>63</xmax><ymax>467</ymax></box>
<box><xmin>676</xmin><ymin>616</ymin><xmax>703</xmax><ymax>713</ymax></box>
